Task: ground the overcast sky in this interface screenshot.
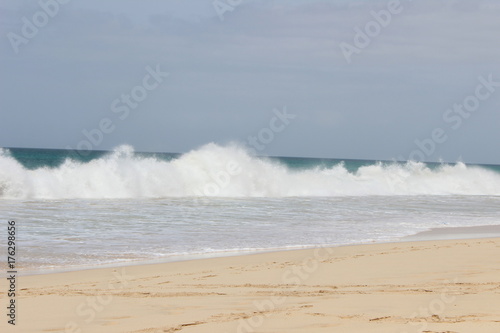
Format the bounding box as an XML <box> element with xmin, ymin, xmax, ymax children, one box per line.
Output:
<box><xmin>1</xmin><ymin>0</ymin><xmax>499</xmax><ymax>164</ymax></box>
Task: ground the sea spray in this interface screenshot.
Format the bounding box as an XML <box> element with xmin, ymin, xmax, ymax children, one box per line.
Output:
<box><xmin>1</xmin><ymin>144</ymin><xmax>500</xmax><ymax>199</ymax></box>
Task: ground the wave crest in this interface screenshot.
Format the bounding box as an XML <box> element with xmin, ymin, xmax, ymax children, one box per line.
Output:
<box><xmin>1</xmin><ymin>144</ymin><xmax>500</xmax><ymax>199</ymax></box>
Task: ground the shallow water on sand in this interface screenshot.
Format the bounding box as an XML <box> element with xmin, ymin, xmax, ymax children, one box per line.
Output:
<box><xmin>2</xmin><ymin>195</ymin><xmax>500</xmax><ymax>272</ymax></box>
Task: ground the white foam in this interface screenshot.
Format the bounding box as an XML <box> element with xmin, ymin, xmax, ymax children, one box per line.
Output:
<box><xmin>1</xmin><ymin>144</ymin><xmax>500</xmax><ymax>199</ymax></box>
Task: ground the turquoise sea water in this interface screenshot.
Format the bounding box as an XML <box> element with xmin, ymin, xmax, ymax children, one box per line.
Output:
<box><xmin>1</xmin><ymin>145</ymin><xmax>500</xmax><ymax>272</ymax></box>
<box><xmin>8</xmin><ymin>146</ymin><xmax>500</xmax><ymax>173</ymax></box>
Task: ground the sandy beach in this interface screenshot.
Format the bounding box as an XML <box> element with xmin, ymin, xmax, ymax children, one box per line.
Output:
<box><xmin>3</xmin><ymin>0</ymin><xmax>500</xmax><ymax>332</ymax></box>
<box><xmin>1</xmin><ymin>231</ymin><xmax>500</xmax><ymax>333</ymax></box>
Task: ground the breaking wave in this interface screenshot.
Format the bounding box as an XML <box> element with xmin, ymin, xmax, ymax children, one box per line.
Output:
<box><xmin>1</xmin><ymin>144</ymin><xmax>500</xmax><ymax>199</ymax></box>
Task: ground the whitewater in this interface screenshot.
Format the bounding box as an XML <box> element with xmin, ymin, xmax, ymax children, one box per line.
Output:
<box><xmin>1</xmin><ymin>144</ymin><xmax>500</xmax><ymax>272</ymax></box>
<box><xmin>1</xmin><ymin>144</ymin><xmax>500</xmax><ymax>199</ymax></box>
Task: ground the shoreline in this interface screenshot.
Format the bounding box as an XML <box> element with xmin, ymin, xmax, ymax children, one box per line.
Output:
<box><xmin>404</xmin><ymin>224</ymin><xmax>500</xmax><ymax>240</ymax></box>
<box><xmin>1</xmin><ymin>235</ymin><xmax>499</xmax><ymax>332</ymax></box>
<box><xmin>14</xmin><ymin>223</ymin><xmax>500</xmax><ymax>276</ymax></box>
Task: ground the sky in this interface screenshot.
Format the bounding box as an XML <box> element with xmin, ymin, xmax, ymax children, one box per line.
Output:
<box><xmin>1</xmin><ymin>0</ymin><xmax>500</xmax><ymax>164</ymax></box>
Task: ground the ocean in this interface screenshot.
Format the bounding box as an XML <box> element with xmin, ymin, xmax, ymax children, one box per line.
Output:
<box><xmin>1</xmin><ymin>144</ymin><xmax>500</xmax><ymax>273</ymax></box>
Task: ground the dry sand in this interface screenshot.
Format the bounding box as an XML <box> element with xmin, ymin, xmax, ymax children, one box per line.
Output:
<box><xmin>1</xmin><ymin>237</ymin><xmax>500</xmax><ymax>333</ymax></box>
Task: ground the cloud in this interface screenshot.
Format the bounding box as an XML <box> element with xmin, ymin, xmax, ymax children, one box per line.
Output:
<box><xmin>1</xmin><ymin>0</ymin><xmax>499</xmax><ymax>163</ymax></box>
